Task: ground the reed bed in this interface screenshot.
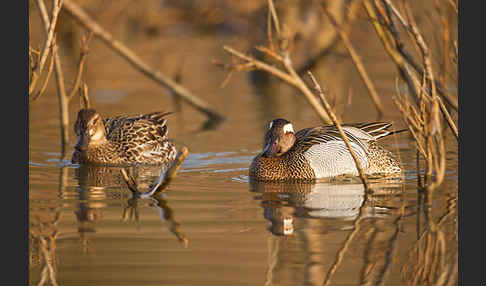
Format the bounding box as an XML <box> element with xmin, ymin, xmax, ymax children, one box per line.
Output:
<box><xmin>366</xmin><ymin>0</ymin><xmax>458</xmax><ymax>193</ymax></box>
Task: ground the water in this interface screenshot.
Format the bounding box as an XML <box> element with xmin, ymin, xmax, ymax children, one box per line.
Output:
<box><xmin>29</xmin><ymin>1</ymin><xmax>457</xmax><ymax>284</ymax></box>
<box><xmin>29</xmin><ymin>110</ymin><xmax>458</xmax><ymax>285</ymax></box>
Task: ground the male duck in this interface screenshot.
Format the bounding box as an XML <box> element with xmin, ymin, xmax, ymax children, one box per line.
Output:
<box><xmin>249</xmin><ymin>118</ymin><xmax>403</xmax><ymax>181</ymax></box>
<box><xmin>71</xmin><ymin>108</ymin><xmax>177</xmax><ymax>166</ymax></box>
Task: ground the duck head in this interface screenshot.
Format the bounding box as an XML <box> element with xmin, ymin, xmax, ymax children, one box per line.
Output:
<box><xmin>261</xmin><ymin>118</ymin><xmax>296</xmax><ymax>157</ymax></box>
<box><xmin>74</xmin><ymin>108</ymin><xmax>107</xmax><ymax>150</ymax></box>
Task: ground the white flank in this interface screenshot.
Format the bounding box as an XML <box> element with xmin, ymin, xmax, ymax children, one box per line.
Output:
<box><xmin>303</xmin><ymin>141</ymin><xmax>368</xmax><ymax>178</ymax></box>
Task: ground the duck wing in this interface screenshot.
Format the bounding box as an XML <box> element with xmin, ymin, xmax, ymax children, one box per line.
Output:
<box><xmin>104</xmin><ymin>112</ymin><xmax>175</xmax><ymax>163</ymax></box>
<box><xmin>291</xmin><ymin>125</ymin><xmax>369</xmax><ymax>154</ymax></box>
<box><xmin>292</xmin><ymin>121</ymin><xmax>404</xmax><ymax>153</ymax></box>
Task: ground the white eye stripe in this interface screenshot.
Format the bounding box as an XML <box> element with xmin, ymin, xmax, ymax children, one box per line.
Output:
<box><xmin>283</xmin><ymin>123</ymin><xmax>294</xmax><ymax>134</ymax></box>
<box><xmin>269</xmin><ymin>121</ymin><xmax>274</xmax><ymax>129</ymax></box>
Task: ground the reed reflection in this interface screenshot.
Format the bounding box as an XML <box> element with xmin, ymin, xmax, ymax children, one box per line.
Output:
<box><xmin>30</xmin><ymin>165</ymin><xmax>68</xmax><ymax>286</ymax></box>
<box><xmin>249</xmin><ymin>178</ymin><xmax>408</xmax><ymax>286</ymax></box>
<box><xmin>400</xmin><ymin>191</ymin><xmax>458</xmax><ymax>286</ymax></box>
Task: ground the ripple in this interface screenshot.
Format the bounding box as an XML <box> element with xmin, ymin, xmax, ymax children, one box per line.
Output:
<box><xmin>232</xmin><ymin>175</ymin><xmax>249</xmax><ymax>183</ymax></box>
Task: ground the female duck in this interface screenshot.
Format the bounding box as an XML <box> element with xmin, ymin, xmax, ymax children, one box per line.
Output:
<box><xmin>249</xmin><ymin>118</ymin><xmax>403</xmax><ymax>181</ymax></box>
<box><xmin>71</xmin><ymin>108</ymin><xmax>177</xmax><ymax>165</ymax></box>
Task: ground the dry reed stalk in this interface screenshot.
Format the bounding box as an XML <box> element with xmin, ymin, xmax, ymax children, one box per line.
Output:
<box><xmin>61</xmin><ymin>0</ymin><xmax>224</xmax><ymax>123</ymax></box>
<box><xmin>321</xmin><ymin>2</ymin><xmax>385</xmax><ymax>118</ymax></box>
<box><xmin>363</xmin><ymin>0</ymin><xmax>421</xmax><ymax>101</ymax></box>
<box><xmin>31</xmin><ymin>209</ymin><xmax>63</xmax><ymax>286</ymax></box>
<box><xmin>384</xmin><ymin>0</ymin><xmax>454</xmax><ymax>151</ymax></box>
<box><xmin>30</xmin><ymin>44</ymin><xmax>55</xmax><ymax>102</ymax></box>
<box><xmin>373</xmin><ymin>0</ymin><xmax>454</xmax><ymax>192</ymax></box>
<box><xmin>220</xmin><ymin>0</ymin><xmax>334</xmax><ymax>124</ymax></box>
<box><xmin>79</xmin><ymin>83</ymin><xmax>91</xmax><ymax>109</ymax></box>
<box><xmin>323</xmin><ymin>217</ymin><xmax>366</xmax><ymax>286</ymax></box>
<box><xmin>391</xmin><ymin>0</ymin><xmax>447</xmax><ymax>191</ymax></box>
<box><xmin>358</xmin><ymin>207</ymin><xmax>404</xmax><ymax>286</ymax></box>
<box><xmin>321</xmin><ymin>190</ymin><xmax>377</xmax><ymax>286</ymax></box>
<box><xmin>67</xmin><ymin>32</ymin><xmax>93</xmax><ymax>100</ymax></box>
<box><xmin>52</xmin><ymin>49</ymin><xmax>70</xmax><ymax>154</ymax></box>
<box><xmin>151</xmin><ymin>147</ymin><xmax>188</xmax><ymax>193</ymax></box>
<box><xmin>119</xmin><ymin>147</ymin><xmax>189</xmax><ymax>246</ymax></box>
<box><xmin>37</xmin><ymin>0</ymin><xmax>63</xmax><ymax>77</ymax></box>
<box><xmin>307</xmin><ymin>71</ymin><xmax>371</xmax><ymax>191</ymax></box>
<box><xmin>30</xmin><ymin>0</ymin><xmax>63</xmax><ymax>96</ymax></box>
<box><xmin>296</xmin><ymin>0</ymin><xmax>364</xmax><ymax>74</ymax></box>
<box><xmin>372</xmin><ymin>0</ymin><xmax>458</xmax><ymax>113</ymax></box>
<box><xmin>151</xmin><ymin>194</ymin><xmax>189</xmax><ymax>247</ymax></box>
<box><xmin>36</xmin><ymin>0</ymin><xmax>70</xmax><ymax>154</ymax></box>
<box><xmin>401</xmin><ymin>212</ymin><xmax>450</xmax><ymax>285</ymax></box>
<box><xmin>120</xmin><ymin>146</ymin><xmax>189</xmax><ymax>197</ymax></box>
<box><xmin>267</xmin><ymin>0</ymin><xmax>280</xmax><ymax>38</ymax></box>
<box><xmin>435</xmin><ymin>0</ymin><xmax>451</xmax><ymax>88</ymax></box>
<box><xmin>222</xmin><ymin>46</ymin><xmax>333</xmax><ymax>124</ymax></box>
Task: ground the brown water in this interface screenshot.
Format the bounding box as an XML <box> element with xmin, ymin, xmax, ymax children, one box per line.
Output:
<box><xmin>29</xmin><ymin>1</ymin><xmax>458</xmax><ymax>285</ymax></box>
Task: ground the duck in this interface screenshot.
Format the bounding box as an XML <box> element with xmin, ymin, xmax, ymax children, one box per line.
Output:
<box><xmin>249</xmin><ymin>118</ymin><xmax>404</xmax><ymax>181</ymax></box>
<box><xmin>71</xmin><ymin>108</ymin><xmax>177</xmax><ymax>166</ymax></box>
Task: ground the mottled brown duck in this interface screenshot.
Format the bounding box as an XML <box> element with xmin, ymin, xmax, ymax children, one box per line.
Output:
<box><xmin>71</xmin><ymin>108</ymin><xmax>177</xmax><ymax>166</ymax></box>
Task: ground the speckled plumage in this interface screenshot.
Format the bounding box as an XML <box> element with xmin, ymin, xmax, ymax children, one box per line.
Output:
<box><xmin>249</xmin><ymin>119</ymin><xmax>403</xmax><ymax>181</ymax></box>
<box><xmin>71</xmin><ymin>108</ymin><xmax>177</xmax><ymax>166</ymax></box>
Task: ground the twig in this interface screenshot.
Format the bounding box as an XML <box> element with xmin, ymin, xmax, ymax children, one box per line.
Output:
<box><xmin>385</xmin><ymin>0</ymin><xmax>447</xmax><ymax>190</ymax></box>
<box><xmin>224</xmin><ymin>46</ymin><xmax>296</xmax><ymax>84</ymax></box>
<box><xmin>30</xmin><ymin>43</ymin><xmax>56</xmax><ymax>102</ymax></box>
<box><xmin>67</xmin><ymin>32</ymin><xmax>93</xmax><ymax>100</ymax></box>
<box><xmin>307</xmin><ymin>71</ymin><xmax>370</xmax><ymax>191</ymax></box>
<box><xmin>296</xmin><ymin>0</ymin><xmax>364</xmax><ymax>75</ymax></box>
<box><xmin>120</xmin><ymin>147</ymin><xmax>189</xmax><ymax>198</ymax></box>
<box><xmin>437</xmin><ymin>95</ymin><xmax>458</xmax><ymax>140</ymax></box>
<box><xmin>120</xmin><ymin>168</ymin><xmax>138</xmax><ymax>194</ymax></box>
<box><xmin>145</xmin><ymin>147</ymin><xmax>189</xmax><ymax>197</ymax></box>
<box><xmin>363</xmin><ymin>0</ymin><xmax>421</xmax><ymax>102</ymax></box>
<box><xmin>151</xmin><ymin>194</ymin><xmax>189</xmax><ymax>247</ymax></box>
<box><xmin>61</xmin><ymin>0</ymin><xmax>224</xmax><ymax>123</ymax></box>
<box><xmin>119</xmin><ymin>148</ymin><xmax>189</xmax><ymax>247</ymax></box>
<box><xmin>321</xmin><ymin>2</ymin><xmax>384</xmax><ymax>118</ymax></box>
<box><xmin>378</xmin><ymin>0</ymin><xmax>458</xmax><ymax>112</ymax></box>
<box><xmin>223</xmin><ymin>45</ymin><xmax>332</xmax><ymax>124</ymax></box>
<box><xmin>267</xmin><ymin>0</ymin><xmax>281</xmax><ymax>37</ymax></box>
<box><xmin>80</xmin><ymin>83</ymin><xmax>91</xmax><ymax>109</ymax></box>
<box><xmin>31</xmin><ymin>0</ymin><xmax>63</xmax><ymax>95</ymax></box>
<box><xmin>37</xmin><ymin>0</ymin><xmax>70</xmax><ymax>154</ymax></box>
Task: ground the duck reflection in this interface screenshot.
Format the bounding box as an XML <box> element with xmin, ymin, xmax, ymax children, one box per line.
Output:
<box><xmin>250</xmin><ymin>178</ymin><xmax>367</xmax><ymax>236</ymax></box>
<box><xmin>73</xmin><ymin>164</ymin><xmax>187</xmax><ymax>249</ymax></box>
<box><xmin>249</xmin><ymin>178</ymin><xmax>405</xmax><ymax>286</ymax></box>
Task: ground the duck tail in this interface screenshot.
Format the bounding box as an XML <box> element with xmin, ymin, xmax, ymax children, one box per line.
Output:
<box><xmin>355</xmin><ymin>122</ymin><xmax>408</xmax><ymax>140</ymax></box>
<box><xmin>143</xmin><ymin>111</ymin><xmax>173</xmax><ymax>122</ymax></box>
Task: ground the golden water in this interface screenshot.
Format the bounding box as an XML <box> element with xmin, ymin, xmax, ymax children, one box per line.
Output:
<box><xmin>29</xmin><ymin>1</ymin><xmax>458</xmax><ymax>285</ymax></box>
